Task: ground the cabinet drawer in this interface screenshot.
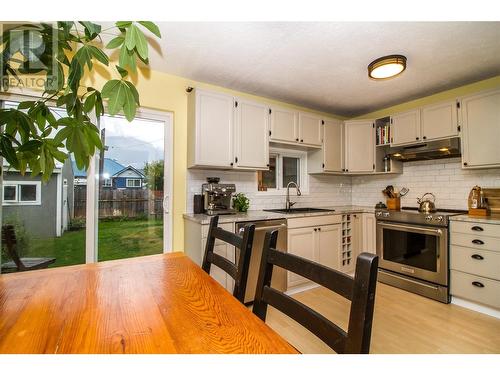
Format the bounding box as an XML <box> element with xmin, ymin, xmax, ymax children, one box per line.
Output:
<box><xmin>450</xmin><ymin>246</ymin><xmax>500</xmax><ymax>280</ymax></box>
<box><xmin>450</xmin><ymin>270</ymin><xmax>500</xmax><ymax>309</ymax></box>
<box><xmin>451</xmin><ymin>221</ymin><xmax>500</xmax><ymax>238</ymax></box>
<box><xmin>451</xmin><ymin>232</ymin><xmax>500</xmax><ymax>253</ymax></box>
<box><xmin>287</xmin><ymin>214</ymin><xmax>341</xmax><ymax>229</ymax></box>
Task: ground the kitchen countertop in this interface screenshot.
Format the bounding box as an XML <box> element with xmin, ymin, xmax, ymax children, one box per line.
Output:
<box><xmin>183</xmin><ymin>205</ymin><xmax>375</xmax><ymax>225</ymax></box>
<box><xmin>450</xmin><ymin>214</ymin><xmax>500</xmax><ymax>225</ymax></box>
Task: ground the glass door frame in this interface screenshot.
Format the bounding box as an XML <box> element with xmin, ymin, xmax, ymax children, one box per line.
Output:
<box><xmin>0</xmin><ymin>92</ymin><xmax>174</xmax><ymax>271</ymax></box>
<box><xmin>87</xmin><ymin>107</ymin><xmax>174</xmax><ymax>262</ymax></box>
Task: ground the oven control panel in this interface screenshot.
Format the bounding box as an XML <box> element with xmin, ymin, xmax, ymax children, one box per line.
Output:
<box><xmin>375</xmin><ymin>209</ymin><xmax>450</xmax><ymax>227</ymax></box>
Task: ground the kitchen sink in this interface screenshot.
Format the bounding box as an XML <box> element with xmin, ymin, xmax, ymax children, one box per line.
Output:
<box><xmin>263</xmin><ymin>207</ymin><xmax>335</xmax><ymax>214</ymax></box>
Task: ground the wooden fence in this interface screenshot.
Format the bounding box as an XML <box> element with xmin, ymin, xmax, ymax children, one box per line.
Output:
<box><xmin>74</xmin><ymin>186</ymin><xmax>164</xmax><ymax>219</ymax></box>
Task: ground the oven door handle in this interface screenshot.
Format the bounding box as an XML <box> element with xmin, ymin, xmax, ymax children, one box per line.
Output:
<box><xmin>377</xmin><ymin>222</ymin><xmax>444</xmax><ymax>236</ymax></box>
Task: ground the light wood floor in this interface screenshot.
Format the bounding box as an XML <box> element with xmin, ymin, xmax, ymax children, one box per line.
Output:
<box><xmin>264</xmin><ymin>282</ymin><xmax>500</xmax><ymax>353</ymax></box>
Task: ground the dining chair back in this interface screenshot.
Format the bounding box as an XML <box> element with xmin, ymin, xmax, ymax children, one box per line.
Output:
<box><xmin>253</xmin><ymin>230</ymin><xmax>379</xmax><ymax>354</ymax></box>
<box><xmin>202</xmin><ymin>216</ymin><xmax>255</xmax><ymax>303</ymax></box>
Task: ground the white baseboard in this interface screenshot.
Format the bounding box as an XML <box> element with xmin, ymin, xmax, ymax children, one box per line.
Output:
<box><xmin>451</xmin><ymin>297</ymin><xmax>500</xmax><ymax>319</ymax></box>
<box><xmin>286</xmin><ymin>283</ymin><xmax>319</xmax><ymax>296</ymax></box>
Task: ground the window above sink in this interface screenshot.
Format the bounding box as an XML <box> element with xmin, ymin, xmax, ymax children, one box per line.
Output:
<box><xmin>256</xmin><ymin>147</ymin><xmax>309</xmax><ymax>196</ymax></box>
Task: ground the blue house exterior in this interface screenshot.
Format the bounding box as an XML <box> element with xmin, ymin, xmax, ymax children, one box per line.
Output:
<box><xmin>72</xmin><ymin>158</ymin><xmax>145</xmax><ymax>189</ymax></box>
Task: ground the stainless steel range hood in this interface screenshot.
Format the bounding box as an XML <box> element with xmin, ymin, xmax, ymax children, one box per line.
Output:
<box><xmin>389</xmin><ymin>138</ymin><xmax>461</xmax><ymax>162</ymax></box>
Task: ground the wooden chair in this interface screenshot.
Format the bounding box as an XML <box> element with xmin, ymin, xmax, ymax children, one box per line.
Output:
<box><xmin>253</xmin><ymin>230</ymin><xmax>379</xmax><ymax>354</ymax></box>
<box><xmin>202</xmin><ymin>215</ymin><xmax>255</xmax><ymax>303</ymax></box>
<box><xmin>1</xmin><ymin>225</ymin><xmax>56</xmax><ymax>273</ymax></box>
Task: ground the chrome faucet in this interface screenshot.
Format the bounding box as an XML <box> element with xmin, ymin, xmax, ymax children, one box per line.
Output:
<box><xmin>286</xmin><ymin>181</ymin><xmax>301</xmax><ymax>211</ymax></box>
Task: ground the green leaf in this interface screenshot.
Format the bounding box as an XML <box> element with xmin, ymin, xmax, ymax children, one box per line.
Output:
<box><xmin>132</xmin><ymin>25</ymin><xmax>148</xmax><ymax>60</ymax></box>
<box><xmin>116</xmin><ymin>65</ymin><xmax>128</xmax><ymax>78</ymax></box>
<box><xmin>119</xmin><ymin>44</ymin><xmax>136</xmax><ymax>72</ymax></box>
<box><xmin>74</xmin><ymin>45</ymin><xmax>93</xmax><ymax>70</ymax></box>
<box><xmin>0</xmin><ymin>135</ymin><xmax>19</xmax><ymax>169</ymax></box>
<box><xmin>116</xmin><ymin>21</ymin><xmax>132</xmax><ymax>28</ymax></box>
<box><xmin>125</xmin><ymin>25</ymin><xmax>136</xmax><ymax>51</ymax></box>
<box><xmin>18</xmin><ymin>140</ymin><xmax>42</xmax><ymax>152</ymax></box>
<box><xmin>101</xmin><ymin>79</ymin><xmax>121</xmax><ymax>97</ymax></box>
<box><xmin>79</xmin><ymin>21</ymin><xmax>101</xmax><ymax>39</ymax></box>
<box><xmin>89</xmin><ymin>45</ymin><xmax>109</xmax><ymax>66</ymax></box>
<box><xmin>124</xmin><ymin>81</ymin><xmax>140</xmax><ymax>104</ymax></box>
<box><xmin>68</xmin><ymin>58</ymin><xmax>83</xmax><ymax>92</ymax></box>
<box><xmin>106</xmin><ymin>36</ymin><xmax>125</xmax><ymax>49</ymax></box>
<box><xmin>17</xmin><ymin>101</ymin><xmax>35</xmax><ymax>110</ymax></box>
<box><xmin>83</xmin><ymin>92</ymin><xmax>97</xmax><ymax>113</ymax></box>
<box><xmin>107</xmin><ymin>81</ymin><xmax>127</xmax><ymax>115</ymax></box>
<box><xmin>138</xmin><ymin>21</ymin><xmax>161</xmax><ymax>38</ymax></box>
<box><xmin>123</xmin><ymin>86</ymin><xmax>137</xmax><ymax>121</ymax></box>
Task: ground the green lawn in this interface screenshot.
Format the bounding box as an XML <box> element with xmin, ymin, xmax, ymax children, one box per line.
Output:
<box><xmin>17</xmin><ymin>219</ymin><xmax>163</xmax><ymax>268</ymax></box>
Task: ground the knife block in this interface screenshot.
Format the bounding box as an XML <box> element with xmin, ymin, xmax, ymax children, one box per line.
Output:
<box><xmin>386</xmin><ymin>197</ymin><xmax>401</xmax><ymax>211</ymax></box>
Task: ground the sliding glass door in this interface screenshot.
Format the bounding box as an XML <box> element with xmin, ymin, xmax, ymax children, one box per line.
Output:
<box><xmin>96</xmin><ymin>112</ymin><xmax>172</xmax><ymax>262</ymax></box>
<box><xmin>0</xmin><ymin>97</ymin><xmax>172</xmax><ymax>274</ymax></box>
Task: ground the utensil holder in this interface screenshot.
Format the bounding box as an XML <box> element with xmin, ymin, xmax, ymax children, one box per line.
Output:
<box><xmin>386</xmin><ymin>197</ymin><xmax>401</xmax><ymax>211</ymax></box>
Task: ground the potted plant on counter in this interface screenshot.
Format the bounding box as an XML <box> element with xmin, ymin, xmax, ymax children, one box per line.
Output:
<box><xmin>232</xmin><ymin>193</ymin><xmax>250</xmax><ymax>213</ymax></box>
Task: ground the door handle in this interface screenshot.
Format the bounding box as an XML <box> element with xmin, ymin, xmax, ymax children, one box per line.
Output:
<box><xmin>471</xmin><ymin>254</ymin><xmax>484</xmax><ymax>260</ymax></box>
<box><xmin>471</xmin><ymin>281</ymin><xmax>484</xmax><ymax>288</ymax></box>
<box><xmin>471</xmin><ymin>226</ymin><xmax>484</xmax><ymax>232</ymax></box>
<box><xmin>163</xmin><ymin>195</ymin><xmax>169</xmax><ymax>214</ymax></box>
<box><xmin>472</xmin><ymin>239</ymin><xmax>484</xmax><ymax>245</ymax></box>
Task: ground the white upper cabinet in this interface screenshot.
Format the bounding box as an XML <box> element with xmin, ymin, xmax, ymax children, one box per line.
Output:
<box><xmin>391</xmin><ymin>109</ymin><xmax>421</xmax><ymax>146</ymax></box>
<box><xmin>298</xmin><ymin>112</ymin><xmax>323</xmax><ymax>147</ymax></box>
<box><xmin>344</xmin><ymin>120</ymin><xmax>375</xmax><ymax>173</ymax></box>
<box><xmin>421</xmin><ymin>100</ymin><xmax>459</xmax><ymax>141</ymax></box>
<box><xmin>233</xmin><ymin>98</ymin><xmax>269</xmax><ymax>170</ymax></box>
<box><xmin>188</xmin><ymin>88</ymin><xmax>234</xmax><ymax>168</ymax></box>
<box><xmin>323</xmin><ymin>118</ymin><xmax>344</xmax><ymax>172</ymax></box>
<box><xmin>270</xmin><ymin>106</ymin><xmax>298</xmax><ymax>143</ymax></box>
<box><xmin>460</xmin><ymin>88</ymin><xmax>500</xmax><ymax>168</ymax></box>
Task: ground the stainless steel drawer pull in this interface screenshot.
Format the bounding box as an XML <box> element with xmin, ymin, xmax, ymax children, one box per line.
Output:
<box><xmin>472</xmin><ymin>239</ymin><xmax>484</xmax><ymax>245</ymax></box>
<box><xmin>471</xmin><ymin>254</ymin><xmax>484</xmax><ymax>260</ymax></box>
<box><xmin>472</xmin><ymin>281</ymin><xmax>484</xmax><ymax>288</ymax></box>
<box><xmin>471</xmin><ymin>226</ymin><xmax>484</xmax><ymax>231</ymax></box>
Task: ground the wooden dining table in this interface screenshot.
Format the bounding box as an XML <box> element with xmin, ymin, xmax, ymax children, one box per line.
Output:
<box><xmin>0</xmin><ymin>252</ymin><xmax>297</xmax><ymax>354</ymax></box>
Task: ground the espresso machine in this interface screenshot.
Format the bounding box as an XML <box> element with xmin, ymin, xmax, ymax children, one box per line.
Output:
<box><xmin>202</xmin><ymin>177</ymin><xmax>237</xmax><ymax>215</ymax></box>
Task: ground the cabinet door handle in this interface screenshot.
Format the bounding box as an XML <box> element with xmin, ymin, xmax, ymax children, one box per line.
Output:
<box><xmin>471</xmin><ymin>226</ymin><xmax>484</xmax><ymax>232</ymax></box>
<box><xmin>423</xmin><ymin>136</ymin><xmax>427</xmax><ymax>140</ymax></box>
<box><xmin>318</xmin><ymin>227</ymin><xmax>321</xmax><ymax>231</ymax></box>
<box><xmin>296</xmin><ymin>138</ymin><xmax>299</xmax><ymax>142</ymax></box>
<box><xmin>300</xmin><ymin>139</ymin><xmax>304</xmax><ymax>142</ymax></box>
<box><xmin>314</xmin><ymin>228</ymin><xmax>317</xmax><ymax>232</ymax></box>
<box><xmin>472</xmin><ymin>281</ymin><xmax>484</xmax><ymax>288</ymax></box>
<box><xmin>471</xmin><ymin>254</ymin><xmax>484</xmax><ymax>260</ymax></box>
<box><xmin>416</xmin><ymin>137</ymin><xmax>419</xmax><ymax>140</ymax></box>
<box><xmin>472</xmin><ymin>239</ymin><xmax>484</xmax><ymax>245</ymax></box>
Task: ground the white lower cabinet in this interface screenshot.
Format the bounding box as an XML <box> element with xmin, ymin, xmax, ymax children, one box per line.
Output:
<box><xmin>287</xmin><ymin>226</ymin><xmax>316</xmax><ymax>288</ymax></box>
<box><xmin>450</xmin><ymin>219</ymin><xmax>500</xmax><ymax>310</ymax></box>
<box><xmin>184</xmin><ymin>219</ymin><xmax>235</xmax><ymax>293</ymax></box>
<box><xmin>317</xmin><ymin>225</ymin><xmax>342</xmax><ymax>270</ymax></box>
<box><xmin>286</xmin><ymin>215</ymin><xmax>342</xmax><ymax>290</ymax></box>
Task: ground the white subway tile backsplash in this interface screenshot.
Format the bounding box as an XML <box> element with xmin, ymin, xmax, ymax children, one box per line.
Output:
<box><xmin>185</xmin><ymin>157</ymin><xmax>500</xmax><ymax>213</ymax></box>
<box><xmin>352</xmin><ymin>158</ymin><xmax>500</xmax><ymax>209</ymax></box>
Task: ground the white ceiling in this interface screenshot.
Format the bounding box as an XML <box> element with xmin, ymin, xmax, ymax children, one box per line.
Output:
<box><xmin>111</xmin><ymin>22</ymin><xmax>500</xmax><ymax>117</ymax></box>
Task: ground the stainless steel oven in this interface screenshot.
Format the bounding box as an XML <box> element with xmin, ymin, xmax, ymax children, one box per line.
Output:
<box><xmin>377</xmin><ymin>222</ymin><xmax>448</xmax><ymax>285</ymax></box>
<box><xmin>374</xmin><ymin>208</ymin><xmax>465</xmax><ymax>303</ymax></box>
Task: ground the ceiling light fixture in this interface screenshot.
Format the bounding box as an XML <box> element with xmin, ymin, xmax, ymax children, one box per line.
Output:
<box><xmin>368</xmin><ymin>55</ymin><xmax>407</xmax><ymax>80</ymax></box>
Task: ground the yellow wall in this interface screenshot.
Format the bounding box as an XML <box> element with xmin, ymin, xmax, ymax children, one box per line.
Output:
<box><xmin>87</xmin><ymin>67</ymin><xmax>345</xmax><ymax>251</ymax></box>
<box><xmin>354</xmin><ymin>75</ymin><xmax>500</xmax><ymax>119</ymax></box>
